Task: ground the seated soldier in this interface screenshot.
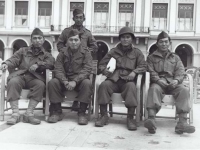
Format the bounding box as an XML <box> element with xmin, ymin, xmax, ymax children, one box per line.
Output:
<box><xmin>48</xmin><ymin>29</ymin><xmax>93</xmax><ymax>125</ymax></box>
<box><xmin>0</xmin><ymin>28</ymin><xmax>55</xmax><ymax>125</ymax></box>
<box><xmin>95</xmin><ymin>27</ymin><xmax>146</xmax><ymax>130</ymax></box>
<box><xmin>144</xmin><ymin>31</ymin><xmax>195</xmax><ymax>134</ymax></box>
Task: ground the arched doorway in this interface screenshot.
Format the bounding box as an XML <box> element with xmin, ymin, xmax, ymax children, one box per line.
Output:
<box><xmin>43</xmin><ymin>40</ymin><xmax>52</xmax><ymax>53</ymax></box>
<box><xmin>13</xmin><ymin>39</ymin><xmax>28</xmax><ymax>54</ymax></box>
<box><xmin>0</xmin><ymin>40</ymin><xmax>4</xmax><ymax>60</ymax></box>
<box><xmin>175</xmin><ymin>44</ymin><xmax>193</xmax><ymax>67</ymax></box>
<box><xmin>148</xmin><ymin>44</ymin><xmax>158</xmax><ymax>56</ymax></box>
<box><xmin>97</xmin><ymin>41</ymin><xmax>109</xmax><ymax>63</ymax></box>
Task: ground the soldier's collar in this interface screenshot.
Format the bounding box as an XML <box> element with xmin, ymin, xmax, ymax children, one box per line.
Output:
<box><xmin>153</xmin><ymin>49</ymin><xmax>173</xmax><ymax>58</ymax></box>
<box><xmin>28</xmin><ymin>45</ymin><xmax>45</xmax><ymax>54</ymax></box>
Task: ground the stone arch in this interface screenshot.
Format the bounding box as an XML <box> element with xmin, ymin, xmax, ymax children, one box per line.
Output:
<box><xmin>12</xmin><ymin>39</ymin><xmax>28</xmax><ymax>54</ymax></box>
<box><xmin>148</xmin><ymin>43</ymin><xmax>158</xmax><ymax>56</ymax></box>
<box><xmin>0</xmin><ymin>39</ymin><xmax>5</xmax><ymax>60</ymax></box>
<box><xmin>97</xmin><ymin>40</ymin><xmax>110</xmax><ymax>63</ymax></box>
<box><xmin>43</xmin><ymin>40</ymin><xmax>53</xmax><ymax>53</ymax></box>
<box><xmin>174</xmin><ymin>44</ymin><xmax>194</xmax><ymax>67</ymax></box>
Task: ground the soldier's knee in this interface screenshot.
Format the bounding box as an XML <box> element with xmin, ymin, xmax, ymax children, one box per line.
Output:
<box><xmin>81</xmin><ymin>79</ymin><xmax>91</xmax><ymax>87</ymax></box>
<box><xmin>8</xmin><ymin>78</ymin><xmax>21</xmax><ymax>86</ymax></box>
<box><xmin>150</xmin><ymin>84</ymin><xmax>162</xmax><ymax>92</ymax></box>
<box><xmin>48</xmin><ymin>78</ymin><xmax>60</xmax><ymax>88</ymax></box>
<box><xmin>125</xmin><ymin>82</ymin><xmax>136</xmax><ymax>89</ymax></box>
<box><xmin>99</xmin><ymin>81</ymin><xmax>111</xmax><ymax>89</ymax></box>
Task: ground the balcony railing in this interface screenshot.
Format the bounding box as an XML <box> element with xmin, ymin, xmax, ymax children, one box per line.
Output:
<box><xmin>51</xmin><ymin>25</ymin><xmax>149</xmax><ymax>34</ymax></box>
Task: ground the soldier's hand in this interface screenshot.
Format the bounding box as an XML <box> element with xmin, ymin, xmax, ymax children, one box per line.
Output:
<box><xmin>157</xmin><ymin>79</ymin><xmax>169</xmax><ymax>88</ymax></box>
<box><xmin>66</xmin><ymin>81</ymin><xmax>76</xmax><ymax>91</ymax></box>
<box><xmin>127</xmin><ymin>72</ymin><xmax>136</xmax><ymax>81</ymax></box>
<box><xmin>63</xmin><ymin>80</ymin><xmax>69</xmax><ymax>89</ymax></box>
<box><xmin>29</xmin><ymin>64</ymin><xmax>39</xmax><ymax>72</ymax></box>
<box><xmin>102</xmin><ymin>68</ymin><xmax>112</xmax><ymax>77</ymax></box>
<box><xmin>168</xmin><ymin>80</ymin><xmax>178</xmax><ymax>89</ymax></box>
<box><xmin>1</xmin><ymin>63</ymin><xmax>8</xmax><ymax>71</ymax></box>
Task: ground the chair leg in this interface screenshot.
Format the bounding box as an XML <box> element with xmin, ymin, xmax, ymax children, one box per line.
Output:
<box><xmin>43</xmin><ymin>100</ymin><xmax>45</xmax><ymax>114</ymax></box>
<box><xmin>88</xmin><ymin>103</ymin><xmax>91</xmax><ymax>121</ymax></box>
<box><xmin>109</xmin><ymin>104</ymin><xmax>113</xmax><ymax>117</ymax></box>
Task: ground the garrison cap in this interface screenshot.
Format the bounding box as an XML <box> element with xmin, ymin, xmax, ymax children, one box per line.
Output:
<box><xmin>73</xmin><ymin>9</ymin><xmax>84</xmax><ymax>16</ymax></box>
<box><xmin>157</xmin><ymin>31</ymin><xmax>171</xmax><ymax>42</ymax></box>
<box><xmin>68</xmin><ymin>29</ymin><xmax>80</xmax><ymax>38</ymax></box>
<box><xmin>31</xmin><ymin>28</ymin><xmax>44</xmax><ymax>37</ymax></box>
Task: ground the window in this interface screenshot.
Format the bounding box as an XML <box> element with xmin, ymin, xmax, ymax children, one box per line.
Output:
<box><xmin>177</xmin><ymin>4</ymin><xmax>194</xmax><ymax>31</ymax></box>
<box><xmin>38</xmin><ymin>2</ymin><xmax>52</xmax><ymax>27</ymax></box>
<box><xmin>152</xmin><ymin>3</ymin><xmax>168</xmax><ymax>30</ymax></box>
<box><xmin>15</xmin><ymin>1</ymin><xmax>28</xmax><ymax>26</ymax></box>
<box><xmin>0</xmin><ymin>1</ymin><xmax>5</xmax><ymax>26</ymax></box>
<box><xmin>118</xmin><ymin>3</ymin><xmax>134</xmax><ymax>27</ymax></box>
<box><xmin>70</xmin><ymin>2</ymin><xmax>84</xmax><ymax>26</ymax></box>
<box><xmin>93</xmin><ymin>2</ymin><xmax>109</xmax><ymax>32</ymax></box>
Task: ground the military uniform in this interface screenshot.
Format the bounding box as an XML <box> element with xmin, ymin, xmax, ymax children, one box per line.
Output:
<box><xmin>57</xmin><ymin>25</ymin><xmax>98</xmax><ymax>59</ymax></box>
<box><xmin>5</xmin><ymin>45</ymin><xmax>55</xmax><ymax>102</ymax></box>
<box><xmin>48</xmin><ymin>46</ymin><xmax>93</xmax><ymax>104</ymax></box>
<box><xmin>98</xmin><ymin>43</ymin><xmax>146</xmax><ymax>107</ymax></box>
<box><xmin>146</xmin><ymin>50</ymin><xmax>190</xmax><ymax>114</ymax></box>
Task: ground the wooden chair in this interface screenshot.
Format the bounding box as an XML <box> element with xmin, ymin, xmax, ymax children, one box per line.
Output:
<box><xmin>94</xmin><ymin>74</ymin><xmax>144</xmax><ymax>126</ymax></box>
<box><xmin>144</xmin><ymin>72</ymin><xmax>194</xmax><ymax>124</ymax></box>
<box><xmin>45</xmin><ymin>60</ymin><xmax>98</xmax><ymax>121</ymax></box>
<box><xmin>0</xmin><ymin>70</ymin><xmax>47</xmax><ymax>121</ymax></box>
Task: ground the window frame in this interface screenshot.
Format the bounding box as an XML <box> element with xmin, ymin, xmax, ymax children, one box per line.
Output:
<box><xmin>0</xmin><ymin>1</ymin><xmax>5</xmax><ymax>27</ymax></box>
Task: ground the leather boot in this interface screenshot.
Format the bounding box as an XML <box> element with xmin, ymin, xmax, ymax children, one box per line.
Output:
<box><xmin>71</xmin><ymin>101</ymin><xmax>79</xmax><ymax>111</ymax></box>
<box><xmin>23</xmin><ymin>99</ymin><xmax>41</xmax><ymax>125</ymax></box>
<box><xmin>48</xmin><ymin>103</ymin><xmax>64</xmax><ymax>123</ymax></box>
<box><xmin>7</xmin><ymin>101</ymin><xmax>20</xmax><ymax>125</ymax></box>
<box><xmin>78</xmin><ymin>102</ymin><xmax>88</xmax><ymax>125</ymax></box>
<box><xmin>127</xmin><ymin>107</ymin><xmax>137</xmax><ymax>131</ymax></box>
<box><xmin>95</xmin><ymin>104</ymin><xmax>109</xmax><ymax>127</ymax></box>
<box><xmin>144</xmin><ymin>109</ymin><xmax>157</xmax><ymax>134</ymax></box>
<box><xmin>175</xmin><ymin>113</ymin><xmax>195</xmax><ymax>134</ymax></box>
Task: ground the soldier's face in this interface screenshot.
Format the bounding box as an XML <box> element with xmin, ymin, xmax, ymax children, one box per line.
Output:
<box><xmin>156</xmin><ymin>37</ymin><xmax>171</xmax><ymax>52</ymax></box>
<box><xmin>31</xmin><ymin>35</ymin><xmax>44</xmax><ymax>48</ymax></box>
<box><xmin>67</xmin><ymin>35</ymin><xmax>81</xmax><ymax>50</ymax></box>
<box><xmin>73</xmin><ymin>14</ymin><xmax>85</xmax><ymax>26</ymax></box>
<box><xmin>120</xmin><ymin>34</ymin><xmax>133</xmax><ymax>47</ymax></box>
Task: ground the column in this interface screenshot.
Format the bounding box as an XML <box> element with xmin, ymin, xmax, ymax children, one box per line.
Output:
<box><xmin>135</xmin><ymin>0</ymin><xmax>142</xmax><ymax>31</ymax></box>
<box><xmin>169</xmin><ymin>0</ymin><xmax>176</xmax><ymax>34</ymax></box>
<box><xmin>5</xmin><ymin>0</ymin><xmax>13</xmax><ymax>29</ymax></box>
<box><xmin>29</xmin><ymin>0</ymin><xmax>36</xmax><ymax>30</ymax></box>
<box><xmin>4</xmin><ymin>47</ymin><xmax>13</xmax><ymax>60</ymax></box>
<box><xmin>52</xmin><ymin>0</ymin><xmax>60</xmax><ymax>31</ymax></box>
<box><xmin>61</xmin><ymin>0</ymin><xmax>68</xmax><ymax>30</ymax></box>
<box><xmin>85</xmin><ymin>0</ymin><xmax>92</xmax><ymax>29</ymax></box>
<box><xmin>110</xmin><ymin>0</ymin><xmax>117</xmax><ymax>32</ymax></box>
<box><xmin>195</xmin><ymin>0</ymin><xmax>200</xmax><ymax>34</ymax></box>
<box><xmin>144</xmin><ymin>0</ymin><xmax>151</xmax><ymax>29</ymax></box>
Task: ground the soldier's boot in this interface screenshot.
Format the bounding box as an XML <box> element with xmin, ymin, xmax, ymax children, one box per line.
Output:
<box><xmin>144</xmin><ymin>109</ymin><xmax>157</xmax><ymax>134</ymax></box>
<box><xmin>175</xmin><ymin>113</ymin><xmax>195</xmax><ymax>134</ymax></box>
<box><xmin>127</xmin><ymin>107</ymin><xmax>137</xmax><ymax>131</ymax></box>
<box><xmin>7</xmin><ymin>101</ymin><xmax>20</xmax><ymax>125</ymax></box>
<box><xmin>95</xmin><ymin>104</ymin><xmax>109</xmax><ymax>127</ymax></box>
<box><xmin>78</xmin><ymin>102</ymin><xmax>88</xmax><ymax>125</ymax></box>
<box><xmin>23</xmin><ymin>99</ymin><xmax>41</xmax><ymax>125</ymax></box>
<box><xmin>48</xmin><ymin>103</ymin><xmax>64</xmax><ymax>123</ymax></box>
<box><xmin>71</xmin><ymin>101</ymin><xmax>80</xmax><ymax>112</ymax></box>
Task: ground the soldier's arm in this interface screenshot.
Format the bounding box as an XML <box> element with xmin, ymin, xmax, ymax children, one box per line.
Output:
<box><xmin>73</xmin><ymin>51</ymin><xmax>93</xmax><ymax>84</ymax></box>
<box><xmin>57</xmin><ymin>30</ymin><xmax>67</xmax><ymax>52</ymax></box>
<box><xmin>174</xmin><ymin>56</ymin><xmax>185</xmax><ymax>84</ymax></box>
<box><xmin>36</xmin><ymin>52</ymin><xmax>55</xmax><ymax>72</ymax></box>
<box><xmin>3</xmin><ymin>48</ymin><xmax>23</xmax><ymax>69</ymax></box>
<box><xmin>147</xmin><ymin>56</ymin><xmax>160</xmax><ymax>83</ymax></box>
<box><xmin>133</xmin><ymin>50</ymin><xmax>147</xmax><ymax>74</ymax></box>
<box><xmin>98</xmin><ymin>50</ymin><xmax>113</xmax><ymax>73</ymax></box>
<box><xmin>88</xmin><ymin>32</ymin><xmax>98</xmax><ymax>53</ymax></box>
<box><xmin>54</xmin><ymin>52</ymin><xmax>68</xmax><ymax>83</ymax></box>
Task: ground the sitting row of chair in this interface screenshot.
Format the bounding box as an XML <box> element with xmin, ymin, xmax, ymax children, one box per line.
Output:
<box><xmin>0</xmin><ymin>60</ymin><xmax>194</xmax><ymax>125</ymax></box>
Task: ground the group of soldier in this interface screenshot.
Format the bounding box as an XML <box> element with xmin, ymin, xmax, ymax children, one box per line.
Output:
<box><xmin>0</xmin><ymin>9</ymin><xmax>195</xmax><ymax>135</ymax></box>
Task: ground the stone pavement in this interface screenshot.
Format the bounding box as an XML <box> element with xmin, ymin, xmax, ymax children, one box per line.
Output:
<box><xmin>0</xmin><ymin>101</ymin><xmax>199</xmax><ymax>150</ymax></box>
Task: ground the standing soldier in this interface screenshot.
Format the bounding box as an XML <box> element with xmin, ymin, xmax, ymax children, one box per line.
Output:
<box><xmin>95</xmin><ymin>27</ymin><xmax>146</xmax><ymax>130</ymax></box>
<box><xmin>48</xmin><ymin>29</ymin><xmax>93</xmax><ymax>125</ymax></box>
<box><xmin>144</xmin><ymin>31</ymin><xmax>195</xmax><ymax>134</ymax></box>
<box><xmin>57</xmin><ymin>9</ymin><xmax>98</xmax><ymax>110</ymax></box>
<box><xmin>0</xmin><ymin>28</ymin><xmax>55</xmax><ymax>125</ymax></box>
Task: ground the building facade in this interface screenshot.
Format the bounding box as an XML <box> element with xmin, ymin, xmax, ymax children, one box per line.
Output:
<box><xmin>0</xmin><ymin>0</ymin><xmax>200</xmax><ymax>67</ymax></box>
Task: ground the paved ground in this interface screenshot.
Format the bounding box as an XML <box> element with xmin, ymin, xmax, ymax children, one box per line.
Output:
<box><xmin>0</xmin><ymin>101</ymin><xmax>199</xmax><ymax>150</ymax></box>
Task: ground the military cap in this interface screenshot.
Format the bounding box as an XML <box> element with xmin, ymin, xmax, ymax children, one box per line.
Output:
<box><xmin>73</xmin><ymin>9</ymin><xmax>84</xmax><ymax>16</ymax></box>
<box><xmin>68</xmin><ymin>29</ymin><xmax>80</xmax><ymax>38</ymax></box>
<box><xmin>31</xmin><ymin>28</ymin><xmax>44</xmax><ymax>37</ymax></box>
<box><xmin>157</xmin><ymin>31</ymin><xmax>171</xmax><ymax>42</ymax></box>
